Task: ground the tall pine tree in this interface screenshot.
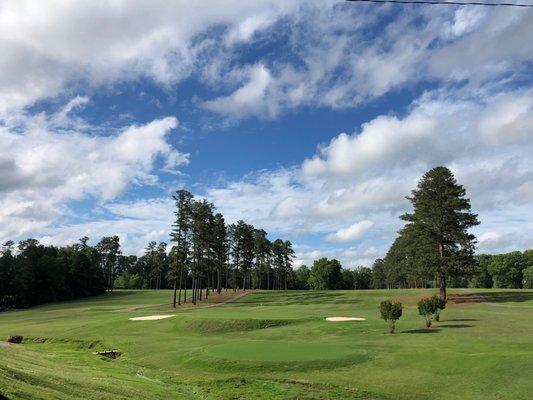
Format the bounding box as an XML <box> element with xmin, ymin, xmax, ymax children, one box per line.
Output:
<box><xmin>401</xmin><ymin>166</ymin><xmax>479</xmax><ymax>300</ymax></box>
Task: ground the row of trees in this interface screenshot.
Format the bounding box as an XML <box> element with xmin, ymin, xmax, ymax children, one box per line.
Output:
<box><xmin>0</xmin><ymin>238</ymin><xmax>106</xmax><ymax>310</ymax></box>
<box><xmin>166</xmin><ymin>190</ymin><xmax>295</xmax><ymax>307</ymax></box>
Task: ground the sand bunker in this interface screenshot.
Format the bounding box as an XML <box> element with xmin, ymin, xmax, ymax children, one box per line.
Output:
<box><xmin>326</xmin><ymin>317</ymin><xmax>366</xmax><ymax>322</ymax></box>
<box><xmin>129</xmin><ymin>315</ymin><xmax>175</xmax><ymax>321</ymax></box>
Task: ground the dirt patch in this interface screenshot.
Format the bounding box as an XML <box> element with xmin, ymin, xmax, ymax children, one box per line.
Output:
<box><xmin>0</xmin><ymin>341</ymin><xmax>10</xmax><ymax>348</ymax></box>
<box><xmin>129</xmin><ymin>315</ymin><xmax>175</xmax><ymax>321</ymax></box>
<box><xmin>448</xmin><ymin>293</ymin><xmax>486</xmax><ymax>305</ymax></box>
<box><xmin>325</xmin><ymin>317</ymin><xmax>366</xmax><ymax>322</ymax></box>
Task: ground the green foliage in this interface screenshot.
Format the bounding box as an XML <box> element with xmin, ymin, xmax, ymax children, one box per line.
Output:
<box><xmin>379</xmin><ymin>300</ymin><xmax>403</xmax><ymax>333</ymax></box>
<box><xmin>418</xmin><ymin>298</ymin><xmax>437</xmax><ymax>328</ymax></box>
<box><xmin>488</xmin><ymin>251</ymin><xmax>528</xmax><ymax>288</ymax></box>
<box><xmin>399</xmin><ymin>167</ymin><xmax>479</xmax><ymax>299</ymax></box>
<box><xmin>308</xmin><ymin>258</ymin><xmax>342</xmax><ymax>290</ymax></box>
<box><xmin>0</xmin><ymin>238</ymin><xmax>105</xmax><ymax>309</ymax></box>
<box><xmin>293</xmin><ymin>266</ymin><xmax>310</xmax><ymax>290</ymax></box>
<box><xmin>523</xmin><ymin>266</ymin><xmax>533</xmax><ymax>289</ymax></box>
<box><xmin>430</xmin><ymin>295</ymin><xmax>446</xmax><ymax>322</ymax></box>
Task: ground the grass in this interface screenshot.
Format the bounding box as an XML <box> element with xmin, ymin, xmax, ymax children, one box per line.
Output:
<box><xmin>0</xmin><ymin>288</ymin><xmax>532</xmax><ymax>399</ymax></box>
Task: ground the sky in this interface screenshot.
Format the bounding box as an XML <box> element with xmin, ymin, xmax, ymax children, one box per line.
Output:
<box><xmin>0</xmin><ymin>0</ymin><xmax>532</xmax><ymax>267</ymax></box>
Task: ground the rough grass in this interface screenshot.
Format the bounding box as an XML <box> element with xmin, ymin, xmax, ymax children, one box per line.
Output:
<box><xmin>182</xmin><ymin>317</ymin><xmax>306</xmax><ymax>333</ymax></box>
<box><xmin>1</xmin><ymin>288</ymin><xmax>532</xmax><ymax>399</ymax></box>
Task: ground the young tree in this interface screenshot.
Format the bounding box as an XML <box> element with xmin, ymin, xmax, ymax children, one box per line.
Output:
<box><xmin>379</xmin><ymin>300</ymin><xmax>403</xmax><ymax>333</ymax></box>
<box><xmin>401</xmin><ymin>167</ymin><xmax>479</xmax><ymax>300</ymax></box>
<box><xmin>430</xmin><ymin>295</ymin><xmax>446</xmax><ymax>322</ymax></box>
<box><xmin>418</xmin><ymin>298</ymin><xmax>437</xmax><ymax>328</ymax></box>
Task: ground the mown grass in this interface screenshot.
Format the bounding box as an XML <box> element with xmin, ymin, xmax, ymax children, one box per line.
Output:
<box><xmin>0</xmin><ymin>288</ymin><xmax>532</xmax><ymax>399</ymax></box>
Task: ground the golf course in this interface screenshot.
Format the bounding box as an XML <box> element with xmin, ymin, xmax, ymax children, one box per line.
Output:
<box><xmin>1</xmin><ymin>288</ymin><xmax>532</xmax><ymax>400</ymax></box>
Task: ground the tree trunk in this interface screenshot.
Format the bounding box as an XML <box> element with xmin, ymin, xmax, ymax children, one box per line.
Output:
<box><xmin>438</xmin><ymin>242</ymin><xmax>447</xmax><ymax>301</ymax></box>
<box><xmin>172</xmin><ymin>278</ymin><xmax>177</xmax><ymax>308</ymax></box>
<box><xmin>217</xmin><ymin>269</ymin><xmax>221</xmax><ymax>294</ymax></box>
<box><xmin>178</xmin><ymin>264</ymin><xmax>183</xmax><ymax>306</ymax></box>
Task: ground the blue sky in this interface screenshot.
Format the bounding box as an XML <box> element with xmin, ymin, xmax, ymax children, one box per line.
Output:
<box><xmin>0</xmin><ymin>1</ymin><xmax>532</xmax><ymax>266</ymax></box>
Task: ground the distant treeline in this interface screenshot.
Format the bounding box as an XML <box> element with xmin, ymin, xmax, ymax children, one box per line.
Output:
<box><xmin>0</xmin><ymin>239</ymin><xmax>105</xmax><ymax>311</ymax></box>
<box><xmin>372</xmin><ymin>250</ymin><xmax>533</xmax><ymax>290</ymax></box>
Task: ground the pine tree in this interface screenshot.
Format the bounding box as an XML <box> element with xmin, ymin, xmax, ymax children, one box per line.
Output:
<box><xmin>401</xmin><ymin>166</ymin><xmax>479</xmax><ymax>300</ymax></box>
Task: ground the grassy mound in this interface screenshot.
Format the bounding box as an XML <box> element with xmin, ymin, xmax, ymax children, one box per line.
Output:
<box><xmin>182</xmin><ymin>318</ymin><xmax>304</xmax><ymax>333</ymax></box>
<box><xmin>204</xmin><ymin>340</ymin><xmax>356</xmax><ymax>362</ymax></box>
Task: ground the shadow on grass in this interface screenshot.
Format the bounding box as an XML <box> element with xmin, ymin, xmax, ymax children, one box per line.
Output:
<box><xmin>235</xmin><ymin>291</ymin><xmax>359</xmax><ymax>306</ymax></box>
<box><xmin>403</xmin><ymin>328</ymin><xmax>441</xmax><ymax>334</ymax></box>
<box><xmin>449</xmin><ymin>291</ymin><xmax>533</xmax><ymax>304</ymax></box>
<box><xmin>445</xmin><ymin>318</ymin><xmax>478</xmax><ymax>322</ymax></box>
<box><xmin>438</xmin><ymin>324</ymin><xmax>474</xmax><ymax>328</ymax></box>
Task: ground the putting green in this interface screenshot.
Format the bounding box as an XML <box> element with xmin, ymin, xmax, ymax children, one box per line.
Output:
<box><xmin>204</xmin><ymin>340</ymin><xmax>354</xmax><ymax>362</ymax></box>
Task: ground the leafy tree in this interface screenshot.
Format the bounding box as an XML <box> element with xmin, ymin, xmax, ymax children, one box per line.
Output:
<box><xmin>379</xmin><ymin>300</ymin><xmax>403</xmax><ymax>333</ymax></box>
<box><xmin>293</xmin><ymin>265</ymin><xmax>310</xmax><ymax>289</ymax></box>
<box><xmin>341</xmin><ymin>269</ymin><xmax>355</xmax><ymax>289</ymax></box>
<box><xmin>469</xmin><ymin>254</ymin><xmax>494</xmax><ymax>288</ymax></box>
<box><xmin>418</xmin><ymin>298</ymin><xmax>437</xmax><ymax>328</ymax></box>
<box><xmin>353</xmin><ymin>267</ymin><xmax>372</xmax><ymax>289</ymax></box>
<box><xmin>96</xmin><ymin>236</ymin><xmax>121</xmax><ymax>291</ymax></box>
<box><xmin>401</xmin><ymin>167</ymin><xmax>479</xmax><ymax>300</ymax></box>
<box><xmin>488</xmin><ymin>251</ymin><xmax>527</xmax><ymax>288</ymax></box>
<box><xmin>372</xmin><ymin>258</ymin><xmax>386</xmax><ymax>289</ymax></box>
<box><xmin>308</xmin><ymin>258</ymin><xmax>342</xmax><ymax>290</ymax></box>
<box><xmin>430</xmin><ymin>295</ymin><xmax>446</xmax><ymax>322</ymax></box>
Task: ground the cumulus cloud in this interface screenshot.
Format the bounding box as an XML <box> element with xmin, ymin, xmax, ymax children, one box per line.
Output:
<box><xmin>202</xmin><ymin>87</ymin><xmax>533</xmax><ymax>263</ymax></box>
<box><xmin>0</xmin><ymin>99</ymin><xmax>187</xmax><ymax>240</ymax></box>
<box><xmin>326</xmin><ymin>220</ymin><xmax>374</xmax><ymax>243</ymax></box>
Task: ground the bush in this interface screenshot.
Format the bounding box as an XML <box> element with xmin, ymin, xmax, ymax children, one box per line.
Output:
<box><xmin>379</xmin><ymin>300</ymin><xmax>403</xmax><ymax>333</ymax></box>
<box><xmin>418</xmin><ymin>298</ymin><xmax>436</xmax><ymax>328</ymax></box>
<box><xmin>7</xmin><ymin>335</ymin><xmax>23</xmax><ymax>344</ymax></box>
<box><xmin>430</xmin><ymin>295</ymin><xmax>446</xmax><ymax>322</ymax></box>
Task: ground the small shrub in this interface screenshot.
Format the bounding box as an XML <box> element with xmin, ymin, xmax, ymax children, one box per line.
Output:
<box><xmin>380</xmin><ymin>300</ymin><xmax>403</xmax><ymax>333</ymax></box>
<box><xmin>7</xmin><ymin>335</ymin><xmax>23</xmax><ymax>344</ymax></box>
<box><xmin>418</xmin><ymin>298</ymin><xmax>436</xmax><ymax>328</ymax></box>
<box><xmin>430</xmin><ymin>295</ymin><xmax>446</xmax><ymax>322</ymax></box>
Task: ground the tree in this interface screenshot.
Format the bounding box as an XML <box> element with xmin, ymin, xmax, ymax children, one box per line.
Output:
<box><xmin>418</xmin><ymin>298</ymin><xmax>437</xmax><ymax>328</ymax></box>
<box><xmin>341</xmin><ymin>269</ymin><xmax>355</xmax><ymax>289</ymax></box>
<box><xmin>380</xmin><ymin>300</ymin><xmax>403</xmax><ymax>333</ymax></box>
<box><xmin>231</xmin><ymin>220</ymin><xmax>255</xmax><ymax>291</ymax></box>
<box><xmin>170</xmin><ymin>189</ymin><xmax>193</xmax><ymax>306</ymax></box>
<box><xmin>308</xmin><ymin>258</ymin><xmax>342</xmax><ymax>290</ymax></box>
<box><xmin>401</xmin><ymin>167</ymin><xmax>479</xmax><ymax>300</ymax></box>
<box><xmin>430</xmin><ymin>295</ymin><xmax>446</xmax><ymax>322</ymax></box>
<box><xmin>353</xmin><ymin>267</ymin><xmax>372</xmax><ymax>289</ymax></box>
<box><xmin>372</xmin><ymin>258</ymin><xmax>386</xmax><ymax>289</ymax></box>
<box><xmin>253</xmin><ymin>229</ymin><xmax>271</xmax><ymax>290</ymax></box>
<box><xmin>293</xmin><ymin>265</ymin><xmax>310</xmax><ymax>289</ymax></box>
<box><xmin>523</xmin><ymin>266</ymin><xmax>533</xmax><ymax>289</ymax></box>
<box><xmin>190</xmin><ymin>199</ymin><xmax>215</xmax><ymax>303</ymax></box>
<box><xmin>488</xmin><ymin>251</ymin><xmax>527</xmax><ymax>288</ymax></box>
<box><xmin>96</xmin><ymin>236</ymin><xmax>121</xmax><ymax>291</ymax></box>
<box><xmin>212</xmin><ymin>213</ymin><xmax>228</xmax><ymax>294</ymax></box>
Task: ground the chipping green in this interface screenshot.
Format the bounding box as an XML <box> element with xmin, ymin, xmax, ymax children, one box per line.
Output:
<box><xmin>0</xmin><ymin>289</ymin><xmax>532</xmax><ymax>399</ymax></box>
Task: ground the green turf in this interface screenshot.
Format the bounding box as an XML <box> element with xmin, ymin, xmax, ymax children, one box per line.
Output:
<box><xmin>0</xmin><ymin>288</ymin><xmax>532</xmax><ymax>399</ymax></box>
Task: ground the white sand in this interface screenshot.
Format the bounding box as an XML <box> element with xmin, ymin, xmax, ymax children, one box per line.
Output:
<box><xmin>129</xmin><ymin>315</ymin><xmax>175</xmax><ymax>321</ymax></box>
<box><xmin>326</xmin><ymin>317</ymin><xmax>366</xmax><ymax>322</ymax></box>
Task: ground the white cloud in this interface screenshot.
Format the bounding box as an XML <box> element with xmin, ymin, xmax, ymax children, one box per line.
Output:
<box><xmin>0</xmin><ymin>99</ymin><xmax>187</xmax><ymax>240</ymax></box>
<box><xmin>326</xmin><ymin>220</ymin><xmax>374</xmax><ymax>243</ymax></box>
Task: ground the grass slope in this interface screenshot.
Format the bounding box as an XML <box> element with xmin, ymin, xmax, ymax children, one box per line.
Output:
<box><xmin>0</xmin><ymin>289</ymin><xmax>532</xmax><ymax>399</ymax></box>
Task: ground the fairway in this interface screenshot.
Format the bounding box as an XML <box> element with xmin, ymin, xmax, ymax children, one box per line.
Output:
<box><xmin>1</xmin><ymin>289</ymin><xmax>532</xmax><ymax>400</ymax></box>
